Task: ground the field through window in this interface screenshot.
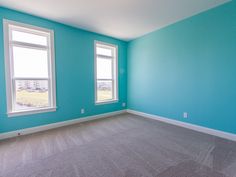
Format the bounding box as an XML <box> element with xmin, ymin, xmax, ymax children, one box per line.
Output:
<box><xmin>15</xmin><ymin>80</ymin><xmax>49</xmax><ymax>110</ymax></box>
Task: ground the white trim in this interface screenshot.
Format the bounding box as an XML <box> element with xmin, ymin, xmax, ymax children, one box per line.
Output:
<box><xmin>3</xmin><ymin>19</ymin><xmax>12</xmax><ymax>114</ymax></box>
<box><xmin>2</xmin><ymin>109</ymin><xmax>235</xmax><ymax>142</ymax></box>
<box><xmin>96</xmin><ymin>54</ymin><xmax>113</xmax><ymax>59</ymax></box>
<box><xmin>4</xmin><ymin>19</ymin><xmax>54</xmax><ymax>35</ymax></box>
<box><xmin>127</xmin><ymin>109</ymin><xmax>236</xmax><ymax>142</ymax></box>
<box><xmin>3</xmin><ymin>19</ymin><xmax>57</xmax><ymax>117</ymax></box>
<box><xmin>10</xmin><ymin>41</ymin><xmax>48</xmax><ymax>50</ymax></box>
<box><xmin>0</xmin><ymin>110</ymin><xmax>126</xmax><ymax>140</ymax></box>
<box><xmin>96</xmin><ymin>99</ymin><xmax>119</xmax><ymax>105</ymax></box>
<box><xmin>8</xmin><ymin>107</ymin><xmax>56</xmax><ymax>117</ymax></box>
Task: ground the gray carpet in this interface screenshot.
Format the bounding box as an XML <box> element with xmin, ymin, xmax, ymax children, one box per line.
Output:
<box><xmin>0</xmin><ymin>113</ymin><xmax>236</xmax><ymax>177</ymax></box>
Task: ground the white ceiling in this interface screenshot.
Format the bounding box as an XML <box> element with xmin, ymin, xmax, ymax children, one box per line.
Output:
<box><xmin>0</xmin><ymin>0</ymin><xmax>230</xmax><ymax>41</ymax></box>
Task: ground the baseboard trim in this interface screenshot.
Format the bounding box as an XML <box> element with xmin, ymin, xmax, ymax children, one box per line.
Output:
<box><xmin>127</xmin><ymin>109</ymin><xmax>236</xmax><ymax>142</ymax></box>
<box><xmin>3</xmin><ymin>109</ymin><xmax>235</xmax><ymax>142</ymax></box>
<box><xmin>0</xmin><ymin>110</ymin><xmax>126</xmax><ymax>141</ymax></box>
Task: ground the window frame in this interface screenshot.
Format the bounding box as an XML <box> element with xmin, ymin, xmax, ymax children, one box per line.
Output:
<box><xmin>94</xmin><ymin>41</ymin><xmax>118</xmax><ymax>104</ymax></box>
<box><xmin>3</xmin><ymin>19</ymin><xmax>57</xmax><ymax>117</ymax></box>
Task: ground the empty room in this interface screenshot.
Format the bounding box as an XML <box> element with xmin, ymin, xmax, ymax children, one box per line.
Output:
<box><xmin>0</xmin><ymin>0</ymin><xmax>236</xmax><ymax>176</ymax></box>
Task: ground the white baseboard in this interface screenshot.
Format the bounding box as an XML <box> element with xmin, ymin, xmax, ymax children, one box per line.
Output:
<box><xmin>0</xmin><ymin>110</ymin><xmax>126</xmax><ymax>141</ymax></box>
<box><xmin>2</xmin><ymin>109</ymin><xmax>235</xmax><ymax>142</ymax></box>
<box><xmin>127</xmin><ymin>109</ymin><xmax>236</xmax><ymax>142</ymax></box>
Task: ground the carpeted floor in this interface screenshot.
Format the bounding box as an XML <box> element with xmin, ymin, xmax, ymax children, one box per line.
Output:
<box><xmin>0</xmin><ymin>113</ymin><xmax>236</xmax><ymax>177</ymax></box>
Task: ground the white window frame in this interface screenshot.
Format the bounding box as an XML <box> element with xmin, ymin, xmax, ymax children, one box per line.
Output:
<box><xmin>3</xmin><ymin>19</ymin><xmax>56</xmax><ymax>117</ymax></box>
<box><xmin>94</xmin><ymin>41</ymin><xmax>118</xmax><ymax>104</ymax></box>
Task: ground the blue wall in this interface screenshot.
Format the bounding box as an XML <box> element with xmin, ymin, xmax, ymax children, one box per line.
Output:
<box><xmin>1</xmin><ymin>1</ymin><xmax>236</xmax><ymax>135</ymax></box>
<box><xmin>0</xmin><ymin>7</ymin><xmax>127</xmax><ymax>133</ymax></box>
<box><xmin>128</xmin><ymin>1</ymin><xmax>236</xmax><ymax>134</ymax></box>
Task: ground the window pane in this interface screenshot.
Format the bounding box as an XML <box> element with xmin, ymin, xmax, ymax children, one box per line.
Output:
<box><xmin>96</xmin><ymin>46</ymin><xmax>112</xmax><ymax>57</ymax></box>
<box><xmin>97</xmin><ymin>58</ymin><xmax>112</xmax><ymax>79</ymax></box>
<box><xmin>15</xmin><ymin>80</ymin><xmax>49</xmax><ymax>110</ymax></box>
<box><xmin>97</xmin><ymin>80</ymin><xmax>113</xmax><ymax>102</ymax></box>
<box><xmin>13</xmin><ymin>46</ymin><xmax>49</xmax><ymax>78</ymax></box>
<box><xmin>12</xmin><ymin>30</ymin><xmax>47</xmax><ymax>46</ymax></box>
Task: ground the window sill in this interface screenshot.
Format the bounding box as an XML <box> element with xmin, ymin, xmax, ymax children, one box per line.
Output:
<box><xmin>7</xmin><ymin>107</ymin><xmax>57</xmax><ymax>117</ymax></box>
<box><xmin>95</xmin><ymin>99</ymin><xmax>118</xmax><ymax>105</ymax></box>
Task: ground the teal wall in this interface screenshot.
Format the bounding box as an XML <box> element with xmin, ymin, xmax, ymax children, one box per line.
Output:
<box><xmin>0</xmin><ymin>7</ymin><xmax>127</xmax><ymax>133</ymax></box>
<box><xmin>128</xmin><ymin>1</ymin><xmax>236</xmax><ymax>134</ymax></box>
<box><xmin>1</xmin><ymin>1</ymin><xmax>236</xmax><ymax>135</ymax></box>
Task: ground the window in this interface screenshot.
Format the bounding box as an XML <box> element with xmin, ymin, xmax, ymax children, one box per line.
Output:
<box><xmin>95</xmin><ymin>41</ymin><xmax>118</xmax><ymax>104</ymax></box>
<box><xmin>4</xmin><ymin>20</ymin><xmax>56</xmax><ymax>117</ymax></box>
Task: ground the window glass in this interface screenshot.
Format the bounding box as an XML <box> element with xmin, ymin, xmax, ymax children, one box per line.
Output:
<box><xmin>4</xmin><ymin>20</ymin><xmax>56</xmax><ymax>116</ymax></box>
<box><xmin>12</xmin><ymin>30</ymin><xmax>47</xmax><ymax>46</ymax></box>
<box><xmin>15</xmin><ymin>80</ymin><xmax>49</xmax><ymax>110</ymax></box>
<box><xmin>97</xmin><ymin>80</ymin><xmax>113</xmax><ymax>101</ymax></box>
<box><xmin>95</xmin><ymin>42</ymin><xmax>118</xmax><ymax>103</ymax></box>
<box><xmin>13</xmin><ymin>46</ymin><xmax>48</xmax><ymax>78</ymax></box>
<box><xmin>96</xmin><ymin>46</ymin><xmax>112</xmax><ymax>57</ymax></box>
<box><xmin>97</xmin><ymin>58</ymin><xmax>112</xmax><ymax>79</ymax></box>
